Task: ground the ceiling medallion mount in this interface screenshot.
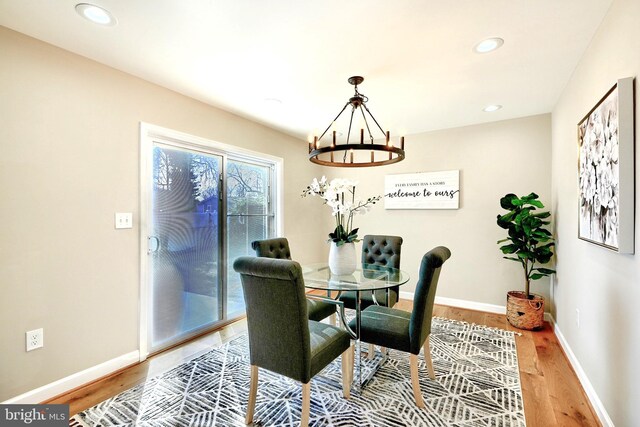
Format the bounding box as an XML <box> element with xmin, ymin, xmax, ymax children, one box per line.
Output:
<box><xmin>309</xmin><ymin>76</ymin><xmax>405</xmax><ymax>167</ymax></box>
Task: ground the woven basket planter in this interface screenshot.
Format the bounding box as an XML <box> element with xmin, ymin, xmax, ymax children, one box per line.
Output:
<box><xmin>506</xmin><ymin>291</ymin><xmax>544</xmax><ymax>330</ymax></box>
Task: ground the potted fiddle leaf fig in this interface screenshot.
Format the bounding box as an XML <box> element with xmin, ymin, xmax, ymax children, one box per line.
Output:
<box><xmin>497</xmin><ymin>193</ymin><xmax>555</xmax><ymax>330</ymax></box>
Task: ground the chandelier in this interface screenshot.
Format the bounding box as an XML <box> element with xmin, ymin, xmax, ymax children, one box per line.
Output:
<box><xmin>308</xmin><ymin>76</ymin><xmax>405</xmax><ymax>167</ymax></box>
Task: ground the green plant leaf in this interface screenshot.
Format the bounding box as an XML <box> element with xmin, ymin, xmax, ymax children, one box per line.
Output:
<box><xmin>532</xmin><ymin>211</ymin><xmax>551</xmax><ymax>219</ymax></box>
<box><xmin>503</xmin><ymin>256</ymin><xmax>521</xmax><ymax>262</ymax></box>
<box><xmin>500</xmin><ymin>194</ymin><xmax>519</xmax><ymax>209</ymax></box>
<box><xmin>499</xmin><ymin>244</ymin><xmax>519</xmax><ymax>254</ymax></box>
<box><xmin>530</xmin><ymin>273</ymin><xmax>545</xmax><ymax>280</ymax></box>
<box><xmin>535</xmin><ymin>267</ymin><xmax>556</xmax><ymax>274</ymax></box>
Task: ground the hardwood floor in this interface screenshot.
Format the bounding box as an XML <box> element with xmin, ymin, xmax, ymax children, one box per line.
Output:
<box><xmin>50</xmin><ymin>303</ymin><xmax>600</xmax><ymax>426</ymax></box>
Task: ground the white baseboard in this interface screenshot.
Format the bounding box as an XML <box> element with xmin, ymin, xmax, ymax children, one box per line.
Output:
<box><xmin>545</xmin><ymin>316</ymin><xmax>614</xmax><ymax>427</ymax></box>
<box><xmin>399</xmin><ymin>291</ymin><xmax>415</xmax><ymax>301</ymax></box>
<box><xmin>434</xmin><ymin>296</ymin><xmax>506</xmax><ymax>314</ymax></box>
<box><xmin>3</xmin><ymin>350</ymin><xmax>140</xmax><ymax>404</ymax></box>
<box><xmin>401</xmin><ymin>291</ymin><xmax>507</xmax><ymax>315</ymax></box>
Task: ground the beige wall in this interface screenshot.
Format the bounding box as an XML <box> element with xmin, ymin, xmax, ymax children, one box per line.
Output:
<box><xmin>551</xmin><ymin>0</ymin><xmax>640</xmax><ymax>424</ymax></box>
<box><xmin>327</xmin><ymin>114</ymin><xmax>552</xmax><ymax>306</ymax></box>
<box><xmin>0</xmin><ymin>27</ymin><xmax>328</xmax><ymax>401</ymax></box>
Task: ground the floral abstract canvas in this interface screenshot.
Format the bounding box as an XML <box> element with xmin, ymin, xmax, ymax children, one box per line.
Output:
<box><xmin>578</xmin><ymin>78</ymin><xmax>635</xmax><ymax>253</ymax></box>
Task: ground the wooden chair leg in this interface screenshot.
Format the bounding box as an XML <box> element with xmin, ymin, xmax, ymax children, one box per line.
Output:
<box><xmin>368</xmin><ymin>343</ymin><xmax>375</xmax><ymax>360</ymax></box>
<box><xmin>246</xmin><ymin>365</ymin><xmax>258</xmax><ymax>424</ymax></box>
<box><xmin>424</xmin><ymin>336</ymin><xmax>436</xmax><ymax>380</ymax></box>
<box><xmin>329</xmin><ymin>313</ymin><xmax>336</xmax><ymax>326</ymax></box>
<box><xmin>301</xmin><ymin>382</ymin><xmax>311</xmax><ymax>427</ymax></box>
<box><xmin>341</xmin><ymin>347</ymin><xmax>351</xmax><ymax>399</ymax></box>
<box><xmin>409</xmin><ymin>354</ymin><xmax>425</xmax><ymax>408</ymax></box>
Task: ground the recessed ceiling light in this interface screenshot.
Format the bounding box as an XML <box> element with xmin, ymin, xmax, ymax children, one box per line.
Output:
<box><xmin>474</xmin><ymin>37</ymin><xmax>504</xmax><ymax>54</ymax></box>
<box><xmin>483</xmin><ymin>104</ymin><xmax>503</xmax><ymax>112</ymax></box>
<box><xmin>75</xmin><ymin>3</ymin><xmax>117</xmax><ymax>26</ymax></box>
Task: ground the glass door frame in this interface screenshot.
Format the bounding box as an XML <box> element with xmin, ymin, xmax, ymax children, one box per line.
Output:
<box><xmin>139</xmin><ymin>123</ymin><xmax>283</xmax><ymax>361</ymax></box>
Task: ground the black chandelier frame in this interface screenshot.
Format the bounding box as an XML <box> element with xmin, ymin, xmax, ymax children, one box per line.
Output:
<box><xmin>308</xmin><ymin>76</ymin><xmax>405</xmax><ymax>167</ymax></box>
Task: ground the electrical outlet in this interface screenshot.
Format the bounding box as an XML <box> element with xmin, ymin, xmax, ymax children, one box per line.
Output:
<box><xmin>26</xmin><ymin>328</ymin><xmax>43</xmax><ymax>351</ymax></box>
<box><xmin>115</xmin><ymin>212</ymin><xmax>133</xmax><ymax>229</ymax></box>
<box><xmin>575</xmin><ymin>309</ymin><xmax>580</xmax><ymax>329</ymax></box>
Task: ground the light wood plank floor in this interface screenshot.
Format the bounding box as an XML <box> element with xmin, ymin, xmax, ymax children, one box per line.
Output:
<box><xmin>49</xmin><ymin>303</ymin><xmax>600</xmax><ymax>426</ymax></box>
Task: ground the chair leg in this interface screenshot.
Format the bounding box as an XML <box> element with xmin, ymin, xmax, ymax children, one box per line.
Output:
<box><xmin>409</xmin><ymin>354</ymin><xmax>425</xmax><ymax>408</ymax></box>
<box><xmin>329</xmin><ymin>313</ymin><xmax>336</xmax><ymax>326</ymax></box>
<box><xmin>246</xmin><ymin>365</ymin><xmax>258</xmax><ymax>424</ymax></box>
<box><xmin>368</xmin><ymin>343</ymin><xmax>375</xmax><ymax>360</ymax></box>
<box><xmin>301</xmin><ymin>382</ymin><xmax>311</xmax><ymax>427</ymax></box>
<box><xmin>424</xmin><ymin>336</ymin><xmax>436</xmax><ymax>380</ymax></box>
<box><xmin>341</xmin><ymin>347</ymin><xmax>351</xmax><ymax>399</ymax></box>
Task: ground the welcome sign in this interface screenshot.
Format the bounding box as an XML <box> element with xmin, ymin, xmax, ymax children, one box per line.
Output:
<box><xmin>384</xmin><ymin>170</ymin><xmax>460</xmax><ymax>209</ymax></box>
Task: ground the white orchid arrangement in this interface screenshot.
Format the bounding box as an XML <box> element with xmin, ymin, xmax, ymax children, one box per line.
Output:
<box><xmin>302</xmin><ymin>176</ymin><xmax>381</xmax><ymax>245</ymax></box>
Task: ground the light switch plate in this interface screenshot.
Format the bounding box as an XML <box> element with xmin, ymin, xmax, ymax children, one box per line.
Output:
<box><xmin>115</xmin><ymin>212</ymin><xmax>133</xmax><ymax>229</ymax></box>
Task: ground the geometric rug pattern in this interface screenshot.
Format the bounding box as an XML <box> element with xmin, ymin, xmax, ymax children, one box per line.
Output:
<box><xmin>71</xmin><ymin>317</ymin><xmax>525</xmax><ymax>426</ymax></box>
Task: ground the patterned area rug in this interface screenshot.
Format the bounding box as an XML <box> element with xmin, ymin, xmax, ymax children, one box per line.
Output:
<box><xmin>71</xmin><ymin>317</ymin><xmax>525</xmax><ymax>426</ymax></box>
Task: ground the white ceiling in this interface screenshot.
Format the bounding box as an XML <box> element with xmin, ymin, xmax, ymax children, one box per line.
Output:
<box><xmin>0</xmin><ymin>0</ymin><xmax>612</xmax><ymax>141</ymax></box>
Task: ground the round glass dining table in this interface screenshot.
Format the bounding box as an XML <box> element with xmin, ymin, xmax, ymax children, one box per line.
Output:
<box><xmin>302</xmin><ymin>263</ymin><xmax>410</xmax><ymax>294</ymax></box>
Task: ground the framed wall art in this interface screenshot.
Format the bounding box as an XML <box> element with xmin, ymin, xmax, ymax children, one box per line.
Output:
<box><xmin>384</xmin><ymin>170</ymin><xmax>460</xmax><ymax>209</ymax></box>
<box><xmin>577</xmin><ymin>77</ymin><xmax>635</xmax><ymax>253</ymax></box>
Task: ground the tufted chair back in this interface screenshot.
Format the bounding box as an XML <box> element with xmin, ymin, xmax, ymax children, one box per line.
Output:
<box><xmin>409</xmin><ymin>246</ymin><xmax>451</xmax><ymax>354</ymax></box>
<box><xmin>361</xmin><ymin>235</ymin><xmax>403</xmax><ymax>269</ymax></box>
<box><xmin>336</xmin><ymin>234</ymin><xmax>404</xmax><ymax>310</ymax></box>
<box><xmin>251</xmin><ymin>238</ymin><xmax>292</xmax><ymax>260</ymax></box>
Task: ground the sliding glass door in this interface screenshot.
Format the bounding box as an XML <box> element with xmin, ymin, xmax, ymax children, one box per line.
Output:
<box><xmin>226</xmin><ymin>159</ymin><xmax>275</xmax><ymax>319</ymax></box>
<box><xmin>149</xmin><ymin>145</ymin><xmax>224</xmax><ymax>350</ymax></box>
<box><xmin>145</xmin><ymin>136</ymin><xmax>277</xmax><ymax>353</ymax></box>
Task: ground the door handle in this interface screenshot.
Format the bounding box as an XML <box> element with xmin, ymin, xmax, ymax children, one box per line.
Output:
<box><xmin>148</xmin><ymin>236</ymin><xmax>160</xmax><ymax>254</ymax></box>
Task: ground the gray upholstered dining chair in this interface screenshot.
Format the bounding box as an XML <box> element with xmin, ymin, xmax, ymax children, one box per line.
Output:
<box><xmin>338</xmin><ymin>235</ymin><xmax>403</xmax><ymax>310</ymax></box>
<box><xmin>251</xmin><ymin>238</ymin><xmax>337</xmax><ymax>324</ymax></box>
<box><xmin>348</xmin><ymin>246</ymin><xmax>451</xmax><ymax>408</ymax></box>
<box><xmin>233</xmin><ymin>257</ymin><xmax>353</xmax><ymax>427</ymax></box>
